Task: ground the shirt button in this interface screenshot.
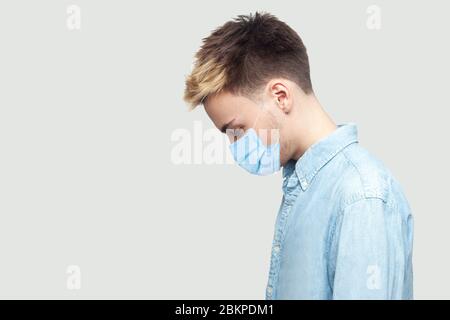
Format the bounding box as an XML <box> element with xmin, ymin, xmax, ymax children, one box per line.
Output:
<box><xmin>273</xmin><ymin>245</ymin><xmax>280</xmax><ymax>253</ymax></box>
<box><xmin>301</xmin><ymin>180</ymin><xmax>308</xmax><ymax>188</ymax></box>
<box><xmin>267</xmin><ymin>286</ymin><xmax>273</xmax><ymax>295</ymax></box>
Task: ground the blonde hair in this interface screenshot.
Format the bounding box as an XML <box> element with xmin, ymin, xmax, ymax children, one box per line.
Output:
<box><xmin>184</xmin><ymin>58</ymin><xmax>227</xmax><ymax>110</ymax></box>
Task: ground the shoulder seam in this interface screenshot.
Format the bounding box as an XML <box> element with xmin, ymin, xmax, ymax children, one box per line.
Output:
<box><xmin>341</xmin><ymin>147</ymin><xmax>366</xmax><ymax>197</ymax></box>
<box><xmin>341</xmin><ymin>147</ymin><xmax>388</xmax><ymax>203</ymax></box>
<box><xmin>340</xmin><ymin>196</ymin><xmax>387</xmax><ymax>216</ymax></box>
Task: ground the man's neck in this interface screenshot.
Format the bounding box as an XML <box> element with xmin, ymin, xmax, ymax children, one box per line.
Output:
<box><xmin>290</xmin><ymin>94</ymin><xmax>337</xmax><ymax>161</ymax></box>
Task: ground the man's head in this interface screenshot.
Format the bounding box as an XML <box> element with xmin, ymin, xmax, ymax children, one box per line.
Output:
<box><xmin>183</xmin><ymin>12</ymin><xmax>315</xmax><ymax>167</ymax></box>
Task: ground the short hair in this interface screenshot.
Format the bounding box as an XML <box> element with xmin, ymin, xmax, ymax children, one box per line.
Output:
<box><xmin>183</xmin><ymin>11</ymin><xmax>313</xmax><ymax>110</ymax></box>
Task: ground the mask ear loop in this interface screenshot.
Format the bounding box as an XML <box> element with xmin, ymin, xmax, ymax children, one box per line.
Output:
<box><xmin>272</xmin><ymin>99</ymin><xmax>283</xmax><ymax>128</ymax></box>
<box><xmin>233</xmin><ymin>99</ymin><xmax>279</xmax><ymax>142</ymax></box>
<box><xmin>250</xmin><ymin>108</ymin><xmax>262</xmax><ymax>131</ymax></box>
<box><xmin>258</xmin><ymin>99</ymin><xmax>282</xmax><ymax>146</ymax></box>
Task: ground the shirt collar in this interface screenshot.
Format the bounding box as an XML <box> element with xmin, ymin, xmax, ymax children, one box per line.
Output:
<box><xmin>283</xmin><ymin>122</ymin><xmax>359</xmax><ymax>192</ymax></box>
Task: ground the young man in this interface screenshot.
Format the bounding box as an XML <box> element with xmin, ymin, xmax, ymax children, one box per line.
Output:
<box><xmin>183</xmin><ymin>12</ymin><xmax>413</xmax><ymax>299</ymax></box>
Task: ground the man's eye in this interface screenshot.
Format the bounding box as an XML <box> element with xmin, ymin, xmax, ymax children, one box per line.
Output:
<box><xmin>225</xmin><ymin>128</ymin><xmax>245</xmax><ymax>142</ymax></box>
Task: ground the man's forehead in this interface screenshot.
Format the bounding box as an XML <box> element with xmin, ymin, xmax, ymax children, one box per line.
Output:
<box><xmin>204</xmin><ymin>93</ymin><xmax>234</xmax><ymax>116</ymax></box>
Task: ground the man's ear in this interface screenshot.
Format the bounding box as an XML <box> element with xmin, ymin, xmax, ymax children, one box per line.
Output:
<box><xmin>268</xmin><ymin>79</ymin><xmax>292</xmax><ymax>114</ymax></box>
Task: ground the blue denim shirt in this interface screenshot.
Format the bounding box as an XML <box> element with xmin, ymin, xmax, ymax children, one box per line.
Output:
<box><xmin>265</xmin><ymin>122</ymin><xmax>414</xmax><ymax>299</ymax></box>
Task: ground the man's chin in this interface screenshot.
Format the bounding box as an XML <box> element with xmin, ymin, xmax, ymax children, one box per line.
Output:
<box><xmin>280</xmin><ymin>159</ymin><xmax>289</xmax><ymax>168</ymax></box>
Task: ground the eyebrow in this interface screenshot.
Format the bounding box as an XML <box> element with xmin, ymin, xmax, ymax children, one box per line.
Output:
<box><xmin>220</xmin><ymin>118</ymin><xmax>235</xmax><ymax>133</ymax></box>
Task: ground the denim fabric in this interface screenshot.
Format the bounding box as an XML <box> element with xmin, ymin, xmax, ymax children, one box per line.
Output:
<box><xmin>265</xmin><ymin>122</ymin><xmax>414</xmax><ymax>300</ymax></box>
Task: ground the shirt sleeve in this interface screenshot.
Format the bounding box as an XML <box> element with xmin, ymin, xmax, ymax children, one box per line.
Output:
<box><xmin>328</xmin><ymin>197</ymin><xmax>409</xmax><ymax>299</ymax></box>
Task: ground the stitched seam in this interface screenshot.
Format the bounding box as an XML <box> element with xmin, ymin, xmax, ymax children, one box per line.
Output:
<box><xmin>341</xmin><ymin>147</ymin><xmax>366</xmax><ymax>199</ymax></box>
<box><xmin>342</xmin><ymin>147</ymin><xmax>389</xmax><ymax>203</ymax></box>
<box><xmin>339</xmin><ymin>196</ymin><xmax>388</xmax><ymax>216</ymax></box>
<box><xmin>325</xmin><ymin>213</ymin><xmax>340</xmax><ymax>291</ymax></box>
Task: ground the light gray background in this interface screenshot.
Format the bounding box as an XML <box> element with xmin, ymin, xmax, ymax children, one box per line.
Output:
<box><xmin>0</xmin><ymin>0</ymin><xmax>448</xmax><ymax>299</ymax></box>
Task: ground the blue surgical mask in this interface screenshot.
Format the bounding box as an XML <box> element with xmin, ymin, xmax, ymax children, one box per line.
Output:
<box><xmin>229</xmin><ymin>127</ymin><xmax>281</xmax><ymax>176</ymax></box>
